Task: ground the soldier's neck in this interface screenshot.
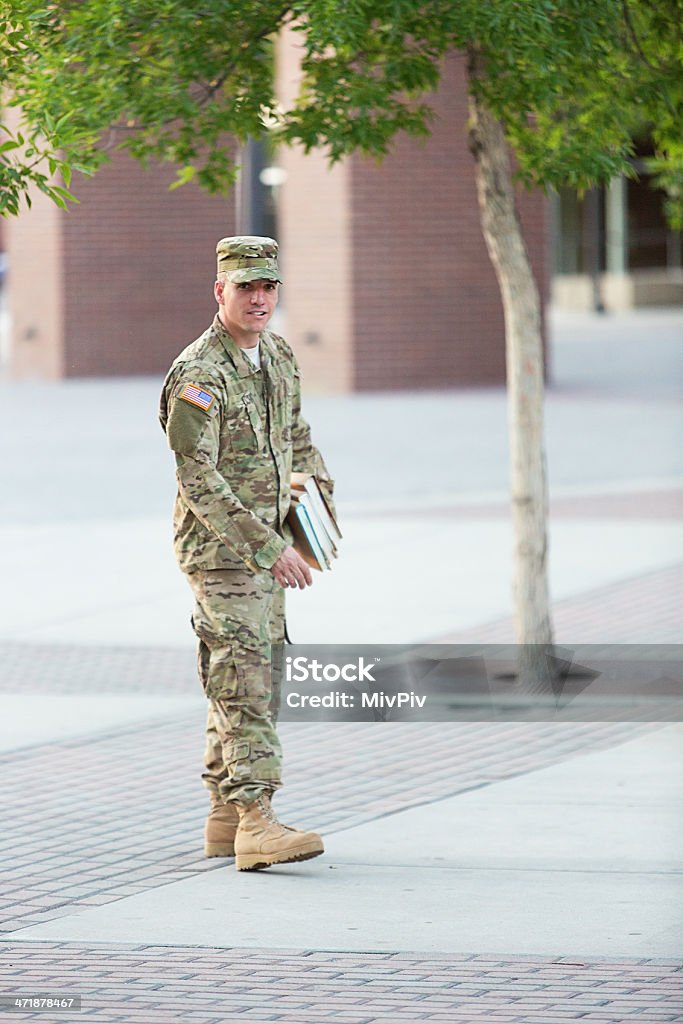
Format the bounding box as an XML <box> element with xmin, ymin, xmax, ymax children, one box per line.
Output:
<box><xmin>218</xmin><ymin>311</ymin><xmax>263</xmax><ymax>350</ymax></box>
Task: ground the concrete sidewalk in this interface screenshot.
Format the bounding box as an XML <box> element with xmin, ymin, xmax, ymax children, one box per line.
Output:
<box><xmin>0</xmin><ymin>308</ymin><xmax>681</xmax><ymax>1023</ymax></box>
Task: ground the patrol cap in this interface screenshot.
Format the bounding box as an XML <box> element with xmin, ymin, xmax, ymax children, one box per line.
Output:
<box><xmin>216</xmin><ymin>235</ymin><xmax>282</xmax><ymax>283</ymax></box>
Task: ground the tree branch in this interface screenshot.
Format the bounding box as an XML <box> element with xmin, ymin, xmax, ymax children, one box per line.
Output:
<box><xmin>620</xmin><ymin>0</ymin><xmax>660</xmax><ymax>72</ymax></box>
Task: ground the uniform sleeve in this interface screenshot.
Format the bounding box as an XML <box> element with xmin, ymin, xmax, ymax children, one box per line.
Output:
<box><xmin>290</xmin><ymin>360</ymin><xmax>337</xmax><ymax>518</ymax></box>
<box><xmin>164</xmin><ymin>375</ymin><xmax>287</xmax><ymax>571</ymax></box>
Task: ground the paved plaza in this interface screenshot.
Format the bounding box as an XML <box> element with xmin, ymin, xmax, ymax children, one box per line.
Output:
<box><xmin>0</xmin><ymin>307</ymin><xmax>681</xmax><ymax>1022</ymax></box>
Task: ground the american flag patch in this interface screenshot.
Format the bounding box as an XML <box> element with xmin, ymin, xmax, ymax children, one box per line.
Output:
<box><xmin>179</xmin><ymin>383</ymin><xmax>215</xmax><ymax>411</ymax></box>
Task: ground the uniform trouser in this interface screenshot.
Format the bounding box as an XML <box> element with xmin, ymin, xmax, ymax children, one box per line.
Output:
<box><xmin>186</xmin><ymin>568</ymin><xmax>285</xmax><ymax>806</ymax></box>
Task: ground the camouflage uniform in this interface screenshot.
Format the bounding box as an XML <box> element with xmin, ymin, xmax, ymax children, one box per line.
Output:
<box><xmin>159</xmin><ymin>240</ymin><xmax>334</xmax><ymax>806</ymax></box>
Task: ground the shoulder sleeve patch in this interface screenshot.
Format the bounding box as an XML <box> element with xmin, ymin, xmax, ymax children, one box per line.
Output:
<box><xmin>178</xmin><ymin>382</ymin><xmax>216</xmax><ymax>412</ymax></box>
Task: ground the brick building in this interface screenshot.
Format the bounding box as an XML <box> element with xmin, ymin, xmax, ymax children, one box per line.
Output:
<box><xmin>2</xmin><ymin>50</ymin><xmax>548</xmax><ymax>390</ymax></box>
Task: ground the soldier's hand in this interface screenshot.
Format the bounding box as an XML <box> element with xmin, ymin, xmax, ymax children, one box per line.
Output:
<box><xmin>271</xmin><ymin>546</ymin><xmax>313</xmax><ymax>589</ymax></box>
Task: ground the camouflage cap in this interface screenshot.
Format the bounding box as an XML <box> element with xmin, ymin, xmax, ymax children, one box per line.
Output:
<box><xmin>216</xmin><ymin>235</ymin><xmax>282</xmax><ymax>284</ymax></box>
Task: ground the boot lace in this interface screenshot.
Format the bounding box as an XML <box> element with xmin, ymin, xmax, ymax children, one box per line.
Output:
<box><xmin>257</xmin><ymin>795</ymin><xmax>280</xmax><ymax>825</ymax></box>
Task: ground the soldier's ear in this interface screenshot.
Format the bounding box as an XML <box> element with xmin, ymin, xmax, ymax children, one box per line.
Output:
<box><xmin>214</xmin><ymin>279</ymin><xmax>224</xmax><ymax>304</ymax></box>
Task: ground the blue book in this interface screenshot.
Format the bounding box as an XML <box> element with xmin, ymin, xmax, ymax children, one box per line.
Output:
<box><xmin>292</xmin><ymin>503</ymin><xmax>329</xmax><ymax>570</ymax></box>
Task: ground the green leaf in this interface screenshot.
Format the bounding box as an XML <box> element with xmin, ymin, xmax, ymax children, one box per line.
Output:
<box><xmin>168</xmin><ymin>164</ymin><xmax>197</xmax><ymax>190</ymax></box>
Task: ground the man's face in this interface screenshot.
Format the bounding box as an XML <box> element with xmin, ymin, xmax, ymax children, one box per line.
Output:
<box><xmin>215</xmin><ymin>277</ymin><xmax>279</xmax><ymax>345</ymax></box>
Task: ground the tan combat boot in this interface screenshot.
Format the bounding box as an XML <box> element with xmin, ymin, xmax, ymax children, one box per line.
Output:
<box><xmin>234</xmin><ymin>796</ymin><xmax>324</xmax><ymax>871</ymax></box>
<box><xmin>204</xmin><ymin>799</ymin><xmax>239</xmax><ymax>858</ymax></box>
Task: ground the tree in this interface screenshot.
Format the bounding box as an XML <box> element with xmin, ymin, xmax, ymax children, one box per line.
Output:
<box><xmin>3</xmin><ymin>0</ymin><xmax>682</xmax><ymax>683</ymax></box>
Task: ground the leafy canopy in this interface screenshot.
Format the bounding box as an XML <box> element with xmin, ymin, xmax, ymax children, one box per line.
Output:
<box><xmin>2</xmin><ymin>0</ymin><xmax>682</xmax><ymax>222</ymax></box>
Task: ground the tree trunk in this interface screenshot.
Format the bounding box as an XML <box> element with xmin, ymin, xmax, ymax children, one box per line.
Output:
<box><xmin>466</xmin><ymin>50</ymin><xmax>555</xmax><ymax>690</ymax></box>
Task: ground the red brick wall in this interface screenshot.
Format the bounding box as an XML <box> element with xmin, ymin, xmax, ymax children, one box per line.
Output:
<box><xmin>61</xmin><ymin>153</ymin><xmax>234</xmax><ymax>376</ymax></box>
<box><xmin>349</xmin><ymin>54</ymin><xmax>548</xmax><ymax>390</ymax></box>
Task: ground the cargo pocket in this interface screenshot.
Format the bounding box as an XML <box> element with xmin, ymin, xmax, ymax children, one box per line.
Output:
<box><xmin>232</xmin><ymin>626</ymin><xmax>273</xmax><ymax>708</ymax></box>
<box><xmin>226</xmin><ymin>741</ymin><xmax>252</xmax><ymax>782</ymax></box>
<box><xmin>203</xmin><ymin>645</ymin><xmax>242</xmax><ymax>700</ymax></box>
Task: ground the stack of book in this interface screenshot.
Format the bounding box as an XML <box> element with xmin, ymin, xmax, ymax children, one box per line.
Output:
<box><xmin>287</xmin><ymin>472</ymin><xmax>342</xmax><ymax>570</ymax></box>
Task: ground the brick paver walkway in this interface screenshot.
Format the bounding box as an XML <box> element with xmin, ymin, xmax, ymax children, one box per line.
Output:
<box><xmin>355</xmin><ymin>489</ymin><xmax>683</xmax><ymax>523</ymax></box>
<box><xmin>0</xmin><ymin>944</ymin><xmax>681</xmax><ymax>1023</ymax></box>
<box><xmin>438</xmin><ymin>563</ymin><xmax>683</xmax><ymax>645</ymax></box>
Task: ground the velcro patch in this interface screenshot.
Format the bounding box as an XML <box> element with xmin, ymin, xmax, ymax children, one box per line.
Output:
<box><xmin>179</xmin><ymin>383</ymin><xmax>215</xmax><ymax>412</ymax></box>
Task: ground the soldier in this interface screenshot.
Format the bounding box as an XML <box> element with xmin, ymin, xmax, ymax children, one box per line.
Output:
<box><xmin>159</xmin><ymin>236</ymin><xmax>335</xmax><ymax>871</ymax></box>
